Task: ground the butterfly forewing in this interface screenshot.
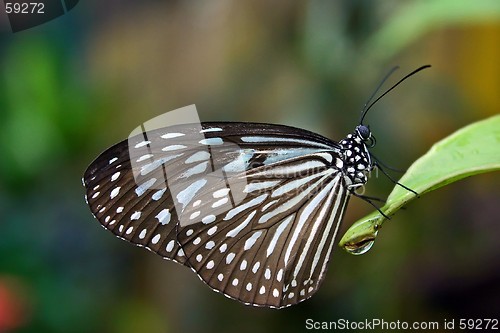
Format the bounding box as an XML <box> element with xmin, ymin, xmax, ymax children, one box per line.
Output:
<box><xmin>83</xmin><ymin>122</ymin><xmax>348</xmax><ymax>308</ymax></box>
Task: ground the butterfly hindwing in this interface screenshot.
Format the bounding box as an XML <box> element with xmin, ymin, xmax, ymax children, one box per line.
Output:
<box><xmin>176</xmin><ymin>152</ymin><xmax>350</xmax><ymax>307</ymax></box>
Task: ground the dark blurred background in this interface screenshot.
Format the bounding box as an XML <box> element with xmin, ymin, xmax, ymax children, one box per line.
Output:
<box><xmin>0</xmin><ymin>1</ymin><xmax>499</xmax><ymax>332</ymax></box>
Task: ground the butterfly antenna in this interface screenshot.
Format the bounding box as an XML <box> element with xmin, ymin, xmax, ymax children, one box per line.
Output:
<box><xmin>360</xmin><ymin>66</ymin><xmax>399</xmax><ymax>124</ymax></box>
<box><xmin>360</xmin><ymin>65</ymin><xmax>431</xmax><ymax>125</ymax></box>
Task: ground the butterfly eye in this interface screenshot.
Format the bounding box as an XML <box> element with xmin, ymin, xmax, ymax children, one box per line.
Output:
<box><xmin>356</xmin><ymin>125</ymin><xmax>371</xmax><ymax>141</ymax></box>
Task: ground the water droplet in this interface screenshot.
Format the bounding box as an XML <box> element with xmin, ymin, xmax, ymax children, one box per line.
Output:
<box><xmin>343</xmin><ymin>230</ymin><xmax>378</xmax><ymax>255</ymax></box>
<box><xmin>346</xmin><ymin>239</ymin><xmax>375</xmax><ymax>255</ymax></box>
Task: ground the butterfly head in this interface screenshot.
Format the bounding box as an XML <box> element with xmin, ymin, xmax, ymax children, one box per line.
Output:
<box><xmin>355</xmin><ymin>124</ymin><xmax>376</xmax><ymax>147</ymax></box>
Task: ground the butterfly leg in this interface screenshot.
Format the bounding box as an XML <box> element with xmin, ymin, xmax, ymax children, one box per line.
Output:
<box><xmin>373</xmin><ymin>162</ymin><xmax>419</xmax><ymax>197</ymax></box>
<box><xmin>350</xmin><ymin>190</ymin><xmax>390</xmax><ymax>220</ymax></box>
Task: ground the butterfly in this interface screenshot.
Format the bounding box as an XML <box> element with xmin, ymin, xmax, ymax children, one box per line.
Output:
<box><xmin>83</xmin><ymin>65</ymin><xmax>429</xmax><ymax>308</ymax></box>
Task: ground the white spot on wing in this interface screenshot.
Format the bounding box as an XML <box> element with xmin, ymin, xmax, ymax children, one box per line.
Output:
<box><xmin>176</xmin><ymin>179</ymin><xmax>207</xmax><ymax>210</ymax></box>
<box><xmin>151</xmin><ymin>234</ymin><xmax>161</xmax><ymax>244</ymax></box>
<box><xmin>317</xmin><ymin>152</ymin><xmax>333</xmax><ymax>163</ymax></box>
<box><xmin>130</xmin><ymin>211</ymin><xmax>142</xmax><ymax>220</ymax></box>
<box><xmin>219</xmin><ymin>243</ymin><xmax>227</xmax><ymax>253</ymax></box>
<box><xmin>155</xmin><ymin>209</ymin><xmax>171</xmax><ymax>225</ymax></box>
<box><xmin>140</xmin><ymin>155</ymin><xmax>182</xmax><ymax>176</ymax></box>
<box><xmin>134</xmin><ymin>140</ymin><xmax>151</xmax><ymax>148</ymax></box>
<box><xmin>200</xmin><ymin>127</ymin><xmax>223</xmax><ymax>133</ymax></box>
<box><xmin>266</xmin><ymin>215</ymin><xmax>294</xmax><ymax>257</ymax></box>
<box><xmin>212</xmin><ymin>197</ymin><xmax>229</xmax><ymax>208</ymax></box>
<box><xmin>199</xmin><ymin>138</ymin><xmax>223</xmax><ymax>145</ymax></box>
<box><xmin>135</xmin><ymin>178</ymin><xmax>157</xmax><ymax>196</ymax></box>
<box><xmin>152</xmin><ymin>188</ymin><xmax>166</xmax><ymax>201</ymax></box>
<box><xmin>226</xmin><ymin>211</ymin><xmax>256</xmax><ymax>237</ymax></box>
<box><xmin>226</xmin><ymin>252</ymin><xmax>235</xmax><ymax>264</ymax></box>
<box><xmin>277</xmin><ymin>269</ymin><xmax>283</xmax><ymax>282</ymax></box>
<box><xmin>244</xmin><ymin>230</ymin><xmax>263</xmax><ymax>250</ymax></box>
<box><xmin>161</xmin><ymin>132</ymin><xmax>185</xmax><ymax>139</ymax></box>
<box><xmin>180</xmin><ymin>161</ymin><xmax>209</xmax><ymax>178</ymax></box>
<box><xmin>110</xmin><ymin>187</ymin><xmax>121</xmax><ymax>199</ymax></box>
<box><xmin>166</xmin><ymin>240</ymin><xmax>175</xmax><ymax>252</ymax></box>
<box><xmin>162</xmin><ymin>144</ymin><xmax>186</xmax><ymax>152</ymax></box>
<box><xmin>207</xmin><ymin>226</ymin><xmax>217</xmax><ymax>235</ymax></box>
<box><xmin>185</xmin><ymin>151</ymin><xmax>211</xmax><ymax>164</ymax></box>
<box><xmin>136</xmin><ymin>154</ymin><xmax>153</xmax><ymax>162</ymax></box>
<box><xmin>213</xmin><ymin>188</ymin><xmax>230</xmax><ymax>198</ymax></box>
<box><xmin>335</xmin><ymin>158</ymin><xmax>343</xmax><ymax>168</ymax></box>
<box><xmin>202</xmin><ymin>215</ymin><xmax>216</xmax><ymax>224</ymax></box>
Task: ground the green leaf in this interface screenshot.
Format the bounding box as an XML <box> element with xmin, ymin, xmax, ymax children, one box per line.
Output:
<box><xmin>339</xmin><ymin>114</ymin><xmax>500</xmax><ymax>255</ymax></box>
<box><xmin>366</xmin><ymin>0</ymin><xmax>500</xmax><ymax>62</ymax></box>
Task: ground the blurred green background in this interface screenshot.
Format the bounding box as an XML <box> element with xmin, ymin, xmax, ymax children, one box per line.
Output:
<box><xmin>1</xmin><ymin>1</ymin><xmax>499</xmax><ymax>332</ymax></box>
